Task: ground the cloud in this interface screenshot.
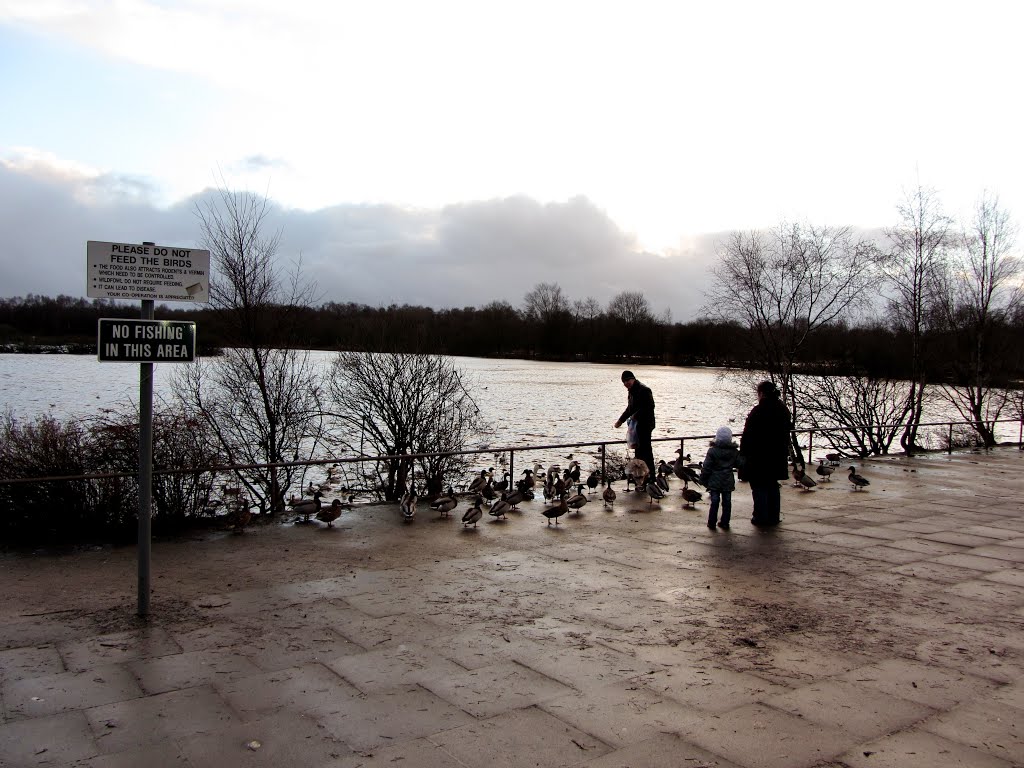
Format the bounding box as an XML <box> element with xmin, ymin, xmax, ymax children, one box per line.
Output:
<box><xmin>0</xmin><ymin>157</ymin><xmax>721</xmax><ymax>319</ymax></box>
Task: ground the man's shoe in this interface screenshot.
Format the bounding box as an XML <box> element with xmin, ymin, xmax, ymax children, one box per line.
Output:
<box><xmin>717</xmin><ymin>521</ymin><xmax>730</xmax><ymax>529</ymax></box>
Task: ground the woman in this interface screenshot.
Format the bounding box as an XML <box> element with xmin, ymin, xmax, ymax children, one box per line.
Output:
<box><xmin>738</xmin><ymin>380</ymin><xmax>791</xmax><ymax>527</ymax></box>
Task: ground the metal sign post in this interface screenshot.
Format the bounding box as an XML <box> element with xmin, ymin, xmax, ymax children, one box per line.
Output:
<box><xmin>88</xmin><ymin>240</ymin><xmax>210</xmax><ymax>618</ymax></box>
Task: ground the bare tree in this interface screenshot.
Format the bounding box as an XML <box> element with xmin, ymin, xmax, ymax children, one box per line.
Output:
<box><xmin>704</xmin><ymin>222</ymin><xmax>882</xmax><ymax>457</ymax></box>
<box><xmin>933</xmin><ymin>193</ymin><xmax>1021</xmax><ymax>446</ymax></box>
<box><xmin>572</xmin><ymin>297</ymin><xmax>602</xmax><ymax>323</ymax></box>
<box><xmin>607</xmin><ymin>291</ymin><xmax>654</xmax><ymax>325</ymax></box>
<box><xmin>523</xmin><ymin>282</ymin><xmax>568</xmax><ymax>322</ymax></box>
<box><xmin>800</xmin><ymin>371</ymin><xmax>910</xmax><ymax>457</ymax></box>
<box><xmin>174</xmin><ymin>187</ymin><xmax>326</xmax><ymax>515</ymax></box>
<box><xmin>325</xmin><ymin>351</ymin><xmax>486</xmax><ymax>501</ymax></box>
<box><xmin>881</xmin><ymin>183</ymin><xmax>952</xmax><ymax>453</ymax></box>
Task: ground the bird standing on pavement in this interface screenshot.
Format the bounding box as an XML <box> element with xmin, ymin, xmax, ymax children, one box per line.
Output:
<box><xmin>602</xmin><ymin>480</ymin><xmax>617</xmax><ymax>507</ymax></box>
<box><xmin>848</xmin><ymin>466</ymin><xmax>870</xmax><ymax>490</ymax></box>
<box><xmin>316</xmin><ymin>498</ymin><xmax>343</xmax><ymax>527</ymax></box>
<box><xmin>565</xmin><ymin>484</ymin><xmax>588</xmax><ymax>514</ymax></box>
<box><xmin>400</xmin><ymin>491</ymin><xmax>417</xmax><ymax>523</ymax></box>
<box><xmin>430</xmin><ymin>493</ymin><xmax>458</xmax><ymax>519</ymax></box>
<box><xmin>462</xmin><ymin>495</ymin><xmax>484</xmax><ymax>527</ymax></box>
<box><xmin>816</xmin><ymin>460</ymin><xmax>835</xmax><ymax>481</ymax></box>
<box><xmin>542</xmin><ymin>497</ymin><xmax>568</xmax><ymax>526</ymax></box>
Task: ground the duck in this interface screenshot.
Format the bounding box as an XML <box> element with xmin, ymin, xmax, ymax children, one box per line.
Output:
<box><xmin>504</xmin><ymin>488</ymin><xmax>525</xmax><ymax>510</ymax></box>
<box><xmin>815</xmin><ymin>459</ymin><xmax>835</xmax><ymax>481</ymax></box>
<box><xmin>232</xmin><ymin>503</ymin><xmax>252</xmax><ymax>533</ymax></box>
<box><xmin>792</xmin><ymin>466</ymin><xmax>817</xmax><ymax>491</ymax></box>
<box><xmin>519</xmin><ymin>469</ymin><xmax>536</xmax><ymax>492</ymax></box>
<box><xmin>848</xmin><ymin>466</ymin><xmax>870</xmax><ymax>491</ymax></box>
<box><xmin>655</xmin><ymin>465</ymin><xmax>671</xmax><ymax>493</ymax></box>
<box><xmin>542</xmin><ymin>497</ymin><xmax>568</xmax><ymax>526</ymax></box>
<box><xmin>566</xmin><ymin>461</ymin><xmax>581</xmax><ymax>485</ymax></box>
<box><xmin>430</xmin><ymin>493</ymin><xmax>458</xmax><ymax>519</ymax></box>
<box><xmin>467</xmin><ymin>470</ymin><xmax>488</xmax><ymax>494</ymax></box>
<box><xmin>489</xmin><ymin>493</ymin><xmax>511</xmax><ymax>520</ymax></box>
<box><xmin>290</xmin><ymin>490</ymin><xmax>322</xmax><ymax>523</ymax></box>
<box><xmin>305</xmin><ymin>481</ymin><xmax>318</xmax><ymax>497</ymax></box>
<box><xmin>480</xmin><ymin>479</ymin><xmax>497</xmax><ymax>502</ymax></box>
<box><xmin>493</xmin><ymin>471</ymin><xmax>510</xmax><ymax>493</ymax></box>
<box><xmin>602</xmin><ymin>480</ymin><xmax>616</xmax><ymax>507</ymax></box>
<box><xmin>681</xmin><ymin>482</ymin><xmax>703</xmax><ymax>509</ymax></box>
<box><xmin>645</xmin><ymin>478</ymin><xmax>666</xmax><ymax>505</ymax></box>
<box><xmin>316</xmin><ymin>498</ymin><xmax>343</xmax><ymax>527</ymax></box>
<box><xmin>400</xmin><ymin>491</ymin><xmax>418</xmax><ymax>523</ymax></box>
<box><xmin>585</xmin><ymin>469</ymin><xmax>600</xmax><ymax>494</ymax></box>
<box><xmin>565</xmin><ymin>484</ymin><xmax>588</xmax><ymax>514</ymax></box>
<box><xmin>462</xmin><ymin>495</ymin><xmax>484</xmax><ymax>527</ymax></box>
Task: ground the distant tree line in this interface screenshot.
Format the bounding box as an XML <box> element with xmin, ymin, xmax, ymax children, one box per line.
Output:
<box><xmin>3</xmin><ymin>287</ymin><xmax>1023</xmax><ymax>383</ymax></box>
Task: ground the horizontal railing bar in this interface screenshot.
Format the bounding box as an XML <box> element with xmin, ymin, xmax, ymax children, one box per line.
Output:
<box><xmin>2</xmin><ymin>418</ymin><xmax>1020</xmax><ymax>486</ymax></box>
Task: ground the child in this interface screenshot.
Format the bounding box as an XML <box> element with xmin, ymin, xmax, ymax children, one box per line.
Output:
<box><xmin>699</xmin><ymin>425</ymin><xmax>739</xmax><ymax>529</ymax></box>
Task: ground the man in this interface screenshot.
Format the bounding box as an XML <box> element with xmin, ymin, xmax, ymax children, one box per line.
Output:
<box><xmin>614</xmin><ymin>370</ymin><xmax>656</xmax><ymax>480</ymax></box>
<box><xmin>738</xmin><ymin>380</ymin><xmax>792</xmax><ymax>527</ymax></box>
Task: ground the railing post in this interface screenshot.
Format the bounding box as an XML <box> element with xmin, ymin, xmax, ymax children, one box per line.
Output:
<box><xmin>509</xmin><ymin>449</ymin><xmax>515</xmax><ymax>490</ymax></box>
<box><xmin>948</xmin><ymin>423</ymin><xmax>953</xmax><ymax>454</ymax></box>
<box><xmin>808</xmin><ymin>429</ymin><xmax>814</xmax><ymax>465</ymax></box>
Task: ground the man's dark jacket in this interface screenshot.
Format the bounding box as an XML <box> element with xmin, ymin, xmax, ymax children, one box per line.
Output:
<box><xmin>619</xmin><ymin>380</ymin><xmax>656</xmax><ymax>431</ymax></box>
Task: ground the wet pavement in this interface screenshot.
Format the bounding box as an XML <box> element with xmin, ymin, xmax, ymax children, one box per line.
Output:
<box><xmin>1</xmin><ymin>448</ymin><xmax>1022</xmax><ymax>767</ymax></box>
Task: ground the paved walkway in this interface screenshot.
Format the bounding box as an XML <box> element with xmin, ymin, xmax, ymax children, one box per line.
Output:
<box><xmin>1</xmin><ymin>449</ymin><xmax>1023</xmax><ymax>767</ymax></box>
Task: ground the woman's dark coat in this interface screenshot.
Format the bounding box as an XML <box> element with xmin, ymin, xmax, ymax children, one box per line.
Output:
<box><xmin>738</xmin><ymin>396</ymin><xmax>791</xmax><ymax>484</ymax></box>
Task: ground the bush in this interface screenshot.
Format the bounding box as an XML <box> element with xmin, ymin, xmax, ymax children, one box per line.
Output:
<box><xmin>0</xmin><ymin>407</ymin><xmax>225</xmax><ymax>546</ymax></box>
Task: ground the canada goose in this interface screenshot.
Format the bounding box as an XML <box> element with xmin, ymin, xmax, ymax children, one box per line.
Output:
<box><xmin>489</xmin><ymin>493</ymin><xmax>511</xmax><ymax>520</ymax></box>
<box><xmin>565</xmin><ymin>484</ymin><xmax>588</xmax><ymax>514</ymax></box>
<box><xmin>400</xmin><ymin>491</ymin><xmax>418</xmax><ymax>523</ymax></box>
<box><xmin>567</xmin><ymin>461</ymin><xmax>581</xmax><ymax>485</ymax></box>
<box><xmin>848</xmin><ymin>466</ymin><xmax>870</xmax><ymax>490</ymax></box>
<box><xmin>316</xmin><ymin>498</ymin><xmax>343</xmax><ymax>527</ymax></box>
<box><xmin>542</xmin><ymin>497</ymin><xmax>568</xmax><ymax>526</ymax></box>
<box><xmin>462</xmin><ymin>495</ymin><xmax>484</xmax><ymax>527</ymax></box>
<box><xmin>467</xmin><ymin>470</ymin><xmax>488</xmax><ymax>494</ymax></box>
<box><xmin>290</xmin><ymin>491</ymin><xmax>322</xmax><ymax>523</ymax></box>
<box><xmin>493</xmin><ymin>471</ymin><xmax>510</xmax><ymax>493</ymax></box>
<box><xmin>816</xmin><ymin>460</ymin><xmax>835</xmax><ymax>480</ymax></box>
<box><xmin>602</xmin><ymin>480</ymin><xmax>616</xmax><ymax>507</ymax></box>
<box><xmin>430</xmin><ymin>493</ymin><xmax>458</xmax><ymax>519</ymax></box>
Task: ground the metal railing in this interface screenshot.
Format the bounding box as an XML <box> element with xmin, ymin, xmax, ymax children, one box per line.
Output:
<box><xmin>2</xmin><ymin>417</ymin><xmax>1021</xmax><ymax>489</ymax></box>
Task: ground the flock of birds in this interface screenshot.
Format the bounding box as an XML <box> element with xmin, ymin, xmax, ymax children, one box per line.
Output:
<box><xmin>275</xmin><ymin>453</ymin><xmax>873</xmax><ymax>531</ymax></box>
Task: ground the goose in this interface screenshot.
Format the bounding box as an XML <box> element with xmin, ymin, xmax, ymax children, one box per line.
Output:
<box><xmin>602</xmin><ymin>480</ymin><xmax>617</xmax><ymax>507</ymax></box>
<box><xmin>290</xmin><ymin>491</ymin><xmax>322</xmax><ymax>523</ymax></box>
<box><xmin>400</xmin><ymin>491</ymin><xmax>418</xmax><ymax>523</ymax></box>
<box><xmin>489</xmin><ymin>493</ymin><xmax>511</xmax><ymax>520</ymax></box>
<box><xmin>462</xmin><ymin>495</ymin><xmax>484</xmax><ymax>527</ymax></box>
<box><xmin>673</xmin><ymin>460</ymin><xmax>701</xmax><ymax>487</ymax></box>
<box><xmin>585</xmin><ymin>470</ymin><xmax>600</xmax><ymax>494</ymax></box>
<box><xmin>625</xmin><ymin>458</ymin><xmax>649</xmax><ymax>492</ymax></box>
<box><xmin>567</xmin><ymin>461</ymin><xmax>581</xmax><ymax>485</ymax></box>
<box><xmin>565</xmin><ymin>484</ymin><xmax>588</xmax><ymax>514</ymax></box>
<box><xmin>316</xmin><ymin>498</ymin><xmax>343</xmax><ymax>527</ymax></box>
<box><xmin>430</xmin><ymin>493</ymin><xmax>458</xmax><ymax>519</ymax></box>
<box><xmin>467</xmin><ymin>470</ymin><xmax>488</xmax><ymax>494</ymax></box>
<box><xmin>848</xmin><ymin>466</ymin><xmax>870</xmax><ymax>491</ymax></box>
<box><xmin>542</xmin><ymin>497</ymin><xmax>568</xmax><ymax>526</ymax></box>
<box><xmin>645</xmin><ymin>478</ymin><xmax>666</xmax><ymax>505</ymax></box>
<box><xmin>815</xmin><ymin>459</ymin><xmax>835</xmax><ymax>481</ymax></box>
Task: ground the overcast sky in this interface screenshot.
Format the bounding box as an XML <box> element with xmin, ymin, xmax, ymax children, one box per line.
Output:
<box><xmin>1</xmin><ymin>1</ymin><xmax>1021</xmax><ymax>321</ymax></box>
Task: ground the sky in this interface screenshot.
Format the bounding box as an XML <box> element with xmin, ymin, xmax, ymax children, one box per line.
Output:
<box><xmin>1</xmin><ymin>0</ymin><xmax>1021</xmax><ymax>321</ymax></box>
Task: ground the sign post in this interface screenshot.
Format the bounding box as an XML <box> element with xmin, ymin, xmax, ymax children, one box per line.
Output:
<box><xmin>88</xmin><ymin>241</ymin><xmax>210</xmax><ymax>618</ymax></box>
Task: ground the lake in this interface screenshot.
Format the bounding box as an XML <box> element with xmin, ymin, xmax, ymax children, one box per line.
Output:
<box><xmin>0</xmin><ymin>353</ymin><xmax>1015</xmax><ymax>470</ymax></box>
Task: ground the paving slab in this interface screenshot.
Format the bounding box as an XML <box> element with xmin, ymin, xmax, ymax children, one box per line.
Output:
<box><xmin>428</xmin><ymin>705</ymin><xmax>613</xmax><ymax>768</ymax></box>
<box><xmin>2</xmin><ymin>663</ymin><xmax>142</xmax><ymax>718</ymax></box>
<box><xmin>0</xmin><ymin>710</ymin><xmax>99</xmax><ymax>766</ymax></box>
<box><xmin>423</xmin><ymin>660</ymin><xmax>574</xmax><ymax>718</ymax></box>
<box><xmin>838</xmin><ymin>728</ymin><xmax>1016</xmax><ymax>768</ymax></box>
<box><xmin>578</xmin><ymin>732</ymin><xmax>743</xmax><ymax>767</ymax></box>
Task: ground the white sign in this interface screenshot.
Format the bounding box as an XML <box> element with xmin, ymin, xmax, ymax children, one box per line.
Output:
<box><xmin>87</xmin><ymin>241</ymin><xmax>211</xmax><ymax>303</ymax></box>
